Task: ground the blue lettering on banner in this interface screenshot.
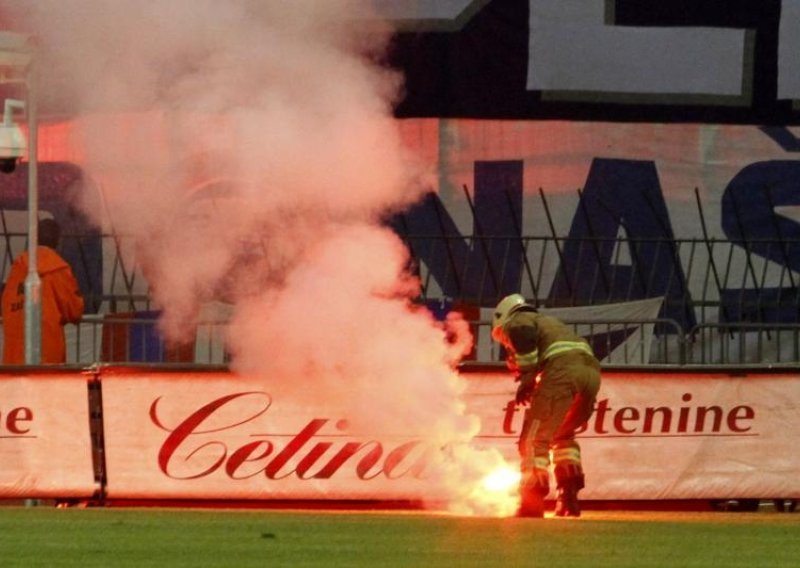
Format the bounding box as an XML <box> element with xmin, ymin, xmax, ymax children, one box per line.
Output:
<box><xmin>397</xmin><ymin>146</ymin><xmax>800</xmax><ymax>328</ymax></box>
<box><xmin>720</xmin><ymin>160</ymin><xmax>800</xmax><ymax>322</ymax></box>
<box><xmin>548</xmin><ymin>159</ymin><xmax>695</xmax><ymax>330</ymax></box>
<box><xmin>394</xmin><ymin>160</ymin><xmax>524</xmax><ymax>301</ymax></box>
<box><xmin>397</xmin><ymin>158</ymin><xmax>697</xmax><ymax>328</ymax></box>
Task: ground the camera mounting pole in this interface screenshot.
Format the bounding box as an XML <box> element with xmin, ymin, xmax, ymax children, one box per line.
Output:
<box><xmin>3</xmin><ymin>98</ymin><xmax>24</xmax><ymax>124</ymax></box>
<box><xmin>23</xmin><ymin>61</ymin><xmax>39</xmax><ymax>365</ymax></box>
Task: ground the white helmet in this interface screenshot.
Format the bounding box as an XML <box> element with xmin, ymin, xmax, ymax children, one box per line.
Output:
<box><xmin>491</xmin><ymin>293</ymin><xmax>527</xmax><ymax>340</ymax></box>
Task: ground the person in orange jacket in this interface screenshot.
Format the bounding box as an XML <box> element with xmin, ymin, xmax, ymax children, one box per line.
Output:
<box><xmin>2</xmin><ymin>218</ymin><xmax>85</xmax><ymax>364</ymax></box>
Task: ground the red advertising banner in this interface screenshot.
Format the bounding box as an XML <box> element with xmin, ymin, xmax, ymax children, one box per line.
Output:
<box><xmin>101</xmin><ymin>371</ymin><xmax>443</xmax><ymax>501</ymax></box>
<box><xmin>469</xmin><ymin>370</ymin><xmax>800</xmax><ymax>500</ymax></box>
<box><xmin>0</xmin><ymin>374</ymin><xmax>97</xmax><ymax>498</ymax></box>
<box><xmin>100</xmin><ymin>368</ymin><xmax>800</xmax><ymax>502</ymax></box>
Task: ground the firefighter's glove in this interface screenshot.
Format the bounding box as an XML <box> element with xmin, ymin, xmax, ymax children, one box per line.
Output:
<box><xmin>515</xmin><ymin>374</ymin><xmax>535</xmax><ymax>406</ymax></box>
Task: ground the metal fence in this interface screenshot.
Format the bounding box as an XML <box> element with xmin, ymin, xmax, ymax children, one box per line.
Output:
<box><xmin>398</xmin><ymin>234</ymin><xmax>800</xmax><ymax>323</ymax></box>
<box><xmin>2</xmin><ymin>230</ymin><xmax>799</xmax><ymax>327</ymax></box>
<box><xmin>0</xmin><ymin>314</ymin><xmax>794</xmax><ymax>368</ymax></box>
<box><xmin>1</xmin><ymin>316</ymin><xmax>231</xmax><ymax>367</ymax></box>
<box><xmin>685</xmin><ymin>323</ymin><xmax>800</xmax><ymax>366</ymax></box>
<box><xmin>2</xmin><ymin>228</ymin><xmax>800</xmax><ymax>368</ymax></box>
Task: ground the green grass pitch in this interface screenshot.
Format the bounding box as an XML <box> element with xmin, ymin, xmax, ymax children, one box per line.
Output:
<box><xmin>0</xmin><ymin>507</ymin><xmax>798</xmax><ymax>567</ymax></box>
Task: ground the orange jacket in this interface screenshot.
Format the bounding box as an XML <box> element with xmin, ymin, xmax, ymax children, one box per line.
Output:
<box><xmin>1</xmin><ymin>246</ymin><xmax>85</xmax><ymax>364</ymax></box>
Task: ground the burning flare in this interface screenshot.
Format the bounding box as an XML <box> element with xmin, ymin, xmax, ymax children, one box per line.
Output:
<box><xmin>482</xmin><ymin>465</ymin><xmax>522</xmax><ymax>494</ymax></box>
<box><xmin>426</xmin><ymin>444</ymin><xmax>521</xmax><ymax>518</ymax></box>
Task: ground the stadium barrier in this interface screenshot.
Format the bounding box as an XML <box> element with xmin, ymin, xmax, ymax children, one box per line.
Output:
<box><xmin>686</xmin><ymin>323</ymin><xmax>800</xmax><ymax>366</ymax></box>
<box><xmin>0</xmin><ymin>369</ymin><xmax>98</xmax><ymax>500</ymax></box>
<box><xmin>1</xmin><ymin>366</ymin><xmax>799</xmax><ymax>505</ymax></box>
<box><xmin>5</xmin><ymin>220</ymin><xmax>800</xmax><ymax>365</ymax></box>
<box><xmin>12</xmin><ymin>315</ymin><xmax>795</xmax><ymax>368</ymax></box>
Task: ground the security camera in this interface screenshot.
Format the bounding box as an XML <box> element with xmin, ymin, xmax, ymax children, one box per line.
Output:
<box><xmin>0</xmin><ymin>126</ymin><xmax>24</xmax><ymax>173</ymax></box>
<box><xmin>0</xmin><ymin>157</ymin><xmax>19</xmax><ymax>173</ymax></box>
<box><xmin>0</xmin><ymin>99</ymin><xmax>26</xmax><ymax>173</ymax></box>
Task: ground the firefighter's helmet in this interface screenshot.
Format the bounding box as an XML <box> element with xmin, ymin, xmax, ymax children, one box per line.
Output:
<box><xmin>491</xmin><ymin>293</ymin><xmax>527</xmax><ymax>340</ymax></box>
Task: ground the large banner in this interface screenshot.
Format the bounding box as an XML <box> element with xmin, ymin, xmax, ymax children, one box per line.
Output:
<box><xmin>5</xmin><ymin>2</ymin><xmax>800</xmax><ymax>368</ymax></box>
<box><xmin>100</xmin><ymin>369</ymin><xmax>800</xmax><ymax>501</ymax></box>
<box><xmin>382</xmin><ymin>0</ymin><xmax>800</xmax><ymax>124</ymax></box>
<box><xmin>34</xmin><ymin>116</ymin><xmax>800</xmax><ymax>315</ymax></box>
<box><xmin>9</xmin><ymin>114</ymin><xmax>797</xmax><ymax>365</ymax></box>
<box><xmin>0</xmin><ymin>374</ymin><xmax>97</xmax><ymax>498</ymax></box>
<box><xmin>395</xmin><ymin>119</ymin><xmax>800</xmax><ymax>368</ymax></box>
<box><xmin>398</xmin><ymin>119</ymin><xmax>800</xmax><ymax>304</ymax></box>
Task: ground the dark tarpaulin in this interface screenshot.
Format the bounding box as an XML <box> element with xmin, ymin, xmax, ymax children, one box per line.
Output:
<box><xmin>388</xmin><ymin>0</ymin><xmax>791</xmax><ymax>125</ymax></box>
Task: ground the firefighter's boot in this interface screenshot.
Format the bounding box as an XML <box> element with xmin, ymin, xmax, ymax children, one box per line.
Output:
<box><xmin>554</xmin><ymin>464</ymin><xmax>584</xmax><ymax>518</ymax></box>
<box><xmin>517</xmin><ymin>472</ymin><xmax>548</xmax><ymax>518</ymax></box>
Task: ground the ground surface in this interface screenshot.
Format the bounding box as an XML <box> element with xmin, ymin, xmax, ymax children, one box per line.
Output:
<box><xmin>0</xmin><ymin>506</ymin><xmax>798</xmax><ymax>567</ymax></box>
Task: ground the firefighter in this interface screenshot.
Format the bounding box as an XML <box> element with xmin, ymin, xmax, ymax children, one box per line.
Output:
<box><xmin>491</xmin><ymin>293</ymin><xmax>601</xmax><ymax>517</ymax></box>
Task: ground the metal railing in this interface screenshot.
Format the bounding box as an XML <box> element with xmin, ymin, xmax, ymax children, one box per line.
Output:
<box><xmin>2</xmin><ymin>230</ymin><xmax>799</xmax><ymax>327</ymax></box>
<box><xmin>15</xmin><ymin>316</ymin><xmax>231</xmax><ymax>367</ymax></box>
<box><xmin>685</xmin><ymin>323</ymin><xmax>800</xmax><ymax>366</ymax></box>
<box><xmin>0</xmin><ymin>314</ymin><xmax>798</xmax><ymax>368</ymax></box>
<box><xmin>398</xmin><ymin>234</ymin><xmax>800</xmax><ymax>323</ymax></box>
<box><xmin>2</xmin><ymin>229</ymin><xmax>800</xmax><ymax>368</ymax></box>
<box><xmin>0</xmin><ymin>314</ymin><xmax>792</xmax><ymax>368</ymax></box>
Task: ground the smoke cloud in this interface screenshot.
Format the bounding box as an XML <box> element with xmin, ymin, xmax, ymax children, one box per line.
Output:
<box><xmin>3</xmin><ymin>0</ymin><xmax>516</xmax><ymax>515</ymax></box>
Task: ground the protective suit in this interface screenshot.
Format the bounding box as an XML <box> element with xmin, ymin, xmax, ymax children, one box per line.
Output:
<box><xmin>492</xmin><ymin>294</ymin><xmax>601</xmax><ymax>517</ymax></box>
<box><xmin>2</xmin><ymin>245</ymin><xmax>84</xmax><ymax>364</ymax></box>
